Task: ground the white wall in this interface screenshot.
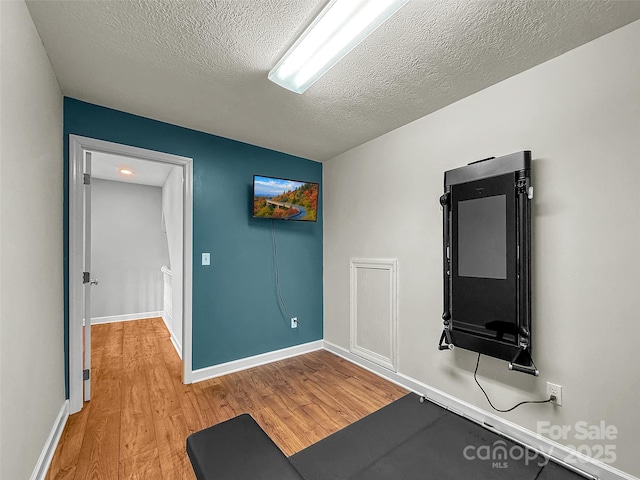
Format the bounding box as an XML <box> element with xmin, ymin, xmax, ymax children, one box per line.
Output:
<box><xmin>0</xmin><ymin>1</ymin><xmax>65</xmax><ymax>478</ymax></box>
<box><xmin>91</xmin><ymin>178</ymin><xmax>169</xmax><ymax>319</ymax></box>
<box><xmin>161</xmin><ymin>167</ymin><xmax>183</xmax><ymax>350</ymax></box>
<box><xmin>324</xmin><ymin>21</ymin><xmax>640</xmax><ymax>477</ymax></box>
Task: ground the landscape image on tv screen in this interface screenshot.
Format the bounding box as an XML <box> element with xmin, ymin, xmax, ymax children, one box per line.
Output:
<box><xmin>253</xmin><ymin>175</ymin><xmax>319</xmax><ymax>221</ymax></box>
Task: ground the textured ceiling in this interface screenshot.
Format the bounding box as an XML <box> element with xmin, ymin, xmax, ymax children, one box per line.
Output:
<box><xmin>27</xmin><ymin>0</ymin><xmax>640</xmax><ymax>162</ymax></box>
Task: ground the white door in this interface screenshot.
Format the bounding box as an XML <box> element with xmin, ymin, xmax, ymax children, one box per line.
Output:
<box><xmin>83</xmin><ymin>151</ymin><xmax>93</xmax><ymax>401</ymax></box>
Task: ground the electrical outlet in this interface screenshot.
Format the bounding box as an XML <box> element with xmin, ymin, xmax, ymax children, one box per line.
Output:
<box><xmin>546</xmin><ymin>382</ymin><xmax>562</xmax><ymax>406</ymax></box>
<box><xmin>291</xmin><ymin>317</ymin><xmax>298</xmax><ymax>329</ymax></box>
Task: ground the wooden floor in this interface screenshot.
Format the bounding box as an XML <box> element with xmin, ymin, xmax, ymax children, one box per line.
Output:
<box><xmin>46</xmin><ymin>317</ymin><xmax>408</xmax><ymax>479</ymax></box>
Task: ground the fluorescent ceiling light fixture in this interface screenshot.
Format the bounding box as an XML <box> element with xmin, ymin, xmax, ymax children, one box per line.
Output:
<box><xmin>268</xmin><ymin>0</ymin><xmax>408</xmax><ymax>94</ymax></box>
<box><xmin>119</xmin><ymin>168</ymin><xmax>134</xmax><ymax>175</ymax></box>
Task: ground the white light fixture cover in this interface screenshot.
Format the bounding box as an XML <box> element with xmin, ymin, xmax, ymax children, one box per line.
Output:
<box><xmin>268</xmin><ymin>0</ymin><xmax>409</xmax><ymax>94</ymax></box>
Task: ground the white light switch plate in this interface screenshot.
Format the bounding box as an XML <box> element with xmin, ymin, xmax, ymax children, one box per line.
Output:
<box><xmin>202</xmin><ymin>253</ymin><xmax>210</xmax><ymax>265</ymax></box>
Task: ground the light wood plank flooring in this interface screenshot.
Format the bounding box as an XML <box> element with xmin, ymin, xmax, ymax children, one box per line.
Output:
<box><xmin>46</xmin><ymin>317</ymin><xmax>408</xmax><ymax>479</ymax></box>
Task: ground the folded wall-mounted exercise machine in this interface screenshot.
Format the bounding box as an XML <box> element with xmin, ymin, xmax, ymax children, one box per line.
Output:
<box><xmin>438</xmin><ymin>151</ymin><xmax>538</xmax><ymax>376</ymax></box>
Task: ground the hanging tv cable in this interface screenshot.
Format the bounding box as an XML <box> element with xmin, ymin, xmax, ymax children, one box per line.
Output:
<box><xmin>271</xmin><ymin>220</ymin><xmax>295</xmax><ymax>322</ymax></box>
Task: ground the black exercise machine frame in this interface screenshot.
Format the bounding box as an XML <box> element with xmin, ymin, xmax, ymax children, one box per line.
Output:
<box><xmin>438</xmin><ymin>151</ymin><xmax>538</xmax><ymax>376</ymax></box>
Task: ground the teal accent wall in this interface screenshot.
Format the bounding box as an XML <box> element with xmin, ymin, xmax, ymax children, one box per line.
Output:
<box><xmin>63</xmin><ymin>98</ymin><xmax>323</xmax><ymax>393</ymax></box>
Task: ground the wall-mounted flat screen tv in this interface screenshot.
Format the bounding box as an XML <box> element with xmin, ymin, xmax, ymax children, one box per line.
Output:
<box><xmin>252</xmin><ymin>175</ymin><xmax>319</xmax><ymax>222</ymax></box>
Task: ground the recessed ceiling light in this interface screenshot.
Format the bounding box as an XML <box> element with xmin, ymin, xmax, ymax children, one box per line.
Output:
<box><xmin>119</xmin><ymin>168</ymin><xmax>134</xmax><ymax>175</ymax></box>
<box><xmin>268</xmin><ymin>0</ymin><xmax>408</xmax><ymax>94</ymax></box>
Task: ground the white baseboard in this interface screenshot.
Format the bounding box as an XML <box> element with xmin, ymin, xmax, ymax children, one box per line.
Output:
<box><xmin>170</xmin><ymin>331</ymin><xmax>182</xmax><ymax>360</ymax></box>
<box><xmin>159</xmin><ymin>312</ymin><xmax>182</xmax><ymax>359</ymax></box>
<box><xmin>322</xmin><ymin>341</ymin><xmax>638</xmax><ymax>480</ymax></box>
<box><xmin>161</xmin><ymin>312</ymin><xmax>172</xmax><ymax>332</ymax></box>
<box><xmin>30</xmin><ymin>400</ymin><xmax>69</xmax><ymax>480</ymax></box>
<box><xmin>192</xmin><ymin>340</ymin><xmax>324</xmax><ymax>383</ymax></box>
<box><xmin>91</xmin><ymin>311</ymin><xmax>163</xmax><ymax>325</ymax></box>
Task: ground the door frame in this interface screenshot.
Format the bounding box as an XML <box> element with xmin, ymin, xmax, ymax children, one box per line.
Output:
<box><xmin>69</xmin><ymin>135</ymin><xmax>194</xmax><ymax>414</ymax></box>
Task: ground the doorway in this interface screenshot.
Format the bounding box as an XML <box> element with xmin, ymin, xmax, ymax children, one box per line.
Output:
<box><xmin>69</xmin><ymin>135</ymin><xmax>193</xmax><ymax>414</ymax></box>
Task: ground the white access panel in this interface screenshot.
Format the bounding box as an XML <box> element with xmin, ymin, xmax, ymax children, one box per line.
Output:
<box><xmin>350</xmin><ymin>258</ymin><xmax>398</xmax><ymax>372</ymax></box>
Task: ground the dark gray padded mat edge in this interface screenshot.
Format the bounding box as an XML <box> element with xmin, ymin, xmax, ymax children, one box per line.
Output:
<box><xmin>290</xmin><ymin>393</ymin><xmax>589</xmax><ymax>480</ymax></box>
<box><xmin>289</xmin><ymin>393</ymin><xmax>446</xmax><ymax>480</ymax></box>
<box><xmin>186</xmin><ymin>413</ymin><xmax>304</xmax><ymax>480</ymax></box>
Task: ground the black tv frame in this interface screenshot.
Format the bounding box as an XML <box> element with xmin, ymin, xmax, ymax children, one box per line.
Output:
<box><xmin>438</xmin><ymin>151</ymin><xmax>537</xmax><ymax>375</ymax></box>
<box><xmin>252</xmin><ymin>174</ymin><xmax>319</xmax><ymax>222</ymax></box>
